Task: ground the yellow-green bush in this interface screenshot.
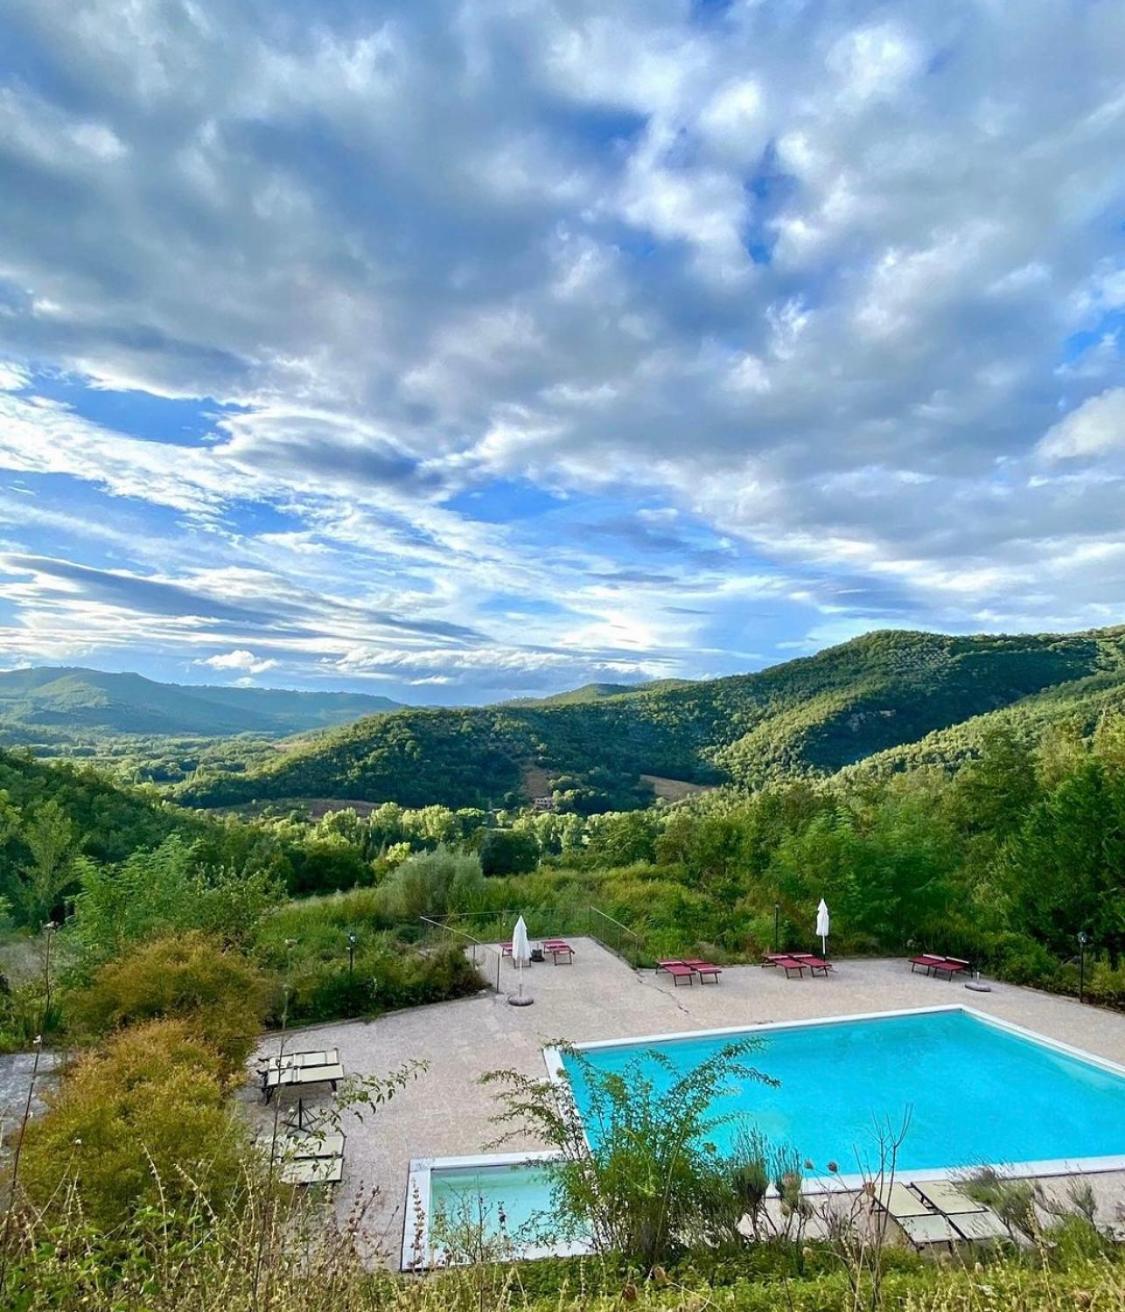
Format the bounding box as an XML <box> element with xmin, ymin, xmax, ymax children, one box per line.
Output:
<box><xmin>16</xmin><ymin>1018</ymin><xmax>250</xmax><ymax>1228</ymax></box>
<box><xmin>65</xmin><ymin>932</ymin><xmax>272</xmax><ymax>1073</ymax></box>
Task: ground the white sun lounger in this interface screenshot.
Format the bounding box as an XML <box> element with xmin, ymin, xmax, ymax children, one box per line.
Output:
<box><xmin>896</xmin><ymin>1212</ymin><xmax>962</xmax><ymax>1247</ymax></box>
<box><xmin>916</xmin><ymin>1181</ymin><xmax>1009</xmax><ymax>1241</ymax></box>
<box><xmin>873</xmin><ymin>1182</ymin><xmax>959</xmax><ymax>1249</ymax></box>
<box><xmin>271</xmin><ymin>1131</ymin><xmax>346</xmax><ymax>1160</ymax></box>
<box><xmin>874</xmin><ymin>1182</ymin><xmax>932</xmax><ymax>1217</ymax></box>
<box><xmin>258</xmin><ymin>1048</ymin><xmax>339</xmax><ymax>1072</ymax></box>
<box><xmin>278</xmin><ymin>1155</ymin><xmax>344</xmax><ymax>1186</ymax></box>
<box><xmin>261</xmin><ymin>1061</ymin><xmax>345</xmax><ymax>1103</ymax></box>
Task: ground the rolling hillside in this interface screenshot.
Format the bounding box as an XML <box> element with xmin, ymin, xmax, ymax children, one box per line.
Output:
<box><xmin>180</xmin><ymin>626</ymin><xmax>1125</xmax><ymax>811</ymax></box>
<box><xmin>0</xmin><ymin>667</ymin><xmax>405</xmax><ymax>740</ymax></box>
<box><xmin>837</xmin><ymin>665</ymin><xmax>1125</xmax><ymax>781</ymax></box>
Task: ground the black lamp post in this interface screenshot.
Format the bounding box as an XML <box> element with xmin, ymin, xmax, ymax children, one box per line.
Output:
<box><xmin>1077</xmin><ymin>931</ymin><xmax>1088</xmax><ymax>1004</ymax></box>
<box><xmin>347</xmin><ymin>932</ymin><xmax>357</xmax><ymax>978</ymax></box>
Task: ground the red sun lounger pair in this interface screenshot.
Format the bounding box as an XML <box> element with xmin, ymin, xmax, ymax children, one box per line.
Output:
<box><xmin>762</xmin><ymin>952</ymin><xmax>833</xmax><ymax>978</ymax></box>
<box><xmin>910</xmin><ymin>953</ymin><xmax>970</xmax><ymax>979</ymax></box>
<box><xmin>502</xmin><ymin>938</ymin><xmax>575</xmax><ymax>963</ymax></box>
<box><xmin>657</xmin><ymin>958</ymin><xmax>723</xmax><ymax>985</ymax></box>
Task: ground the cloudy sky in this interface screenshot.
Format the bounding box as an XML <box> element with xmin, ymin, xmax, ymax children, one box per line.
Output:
<box><xmin>0</xmin><ymin>1</ymin><xmax>1123</xmax><ymax>703</ymax></box>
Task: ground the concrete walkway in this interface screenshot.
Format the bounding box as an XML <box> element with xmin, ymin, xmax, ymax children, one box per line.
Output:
<box><xmin>243</xmin><ymin>940</ymin><xmax>1125</xmax><ymax>1263</ymax></box>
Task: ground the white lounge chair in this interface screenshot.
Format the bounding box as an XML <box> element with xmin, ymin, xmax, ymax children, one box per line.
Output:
<box><xmin>872</xmin><ymin>1182</ymin><xmax>959</xmax><ymax>1249</ymax></box>
<box><xmin>277</xmin><ymin>1131</ymin><xmax>345</xmax><ymax>1159</ymax></box>
<box><xmin>278</xmin><ymin>1155</ymin><xmax>344</xmax><ymax>1186</ymax></box>
<box><xmin>261</xmin><ymin>1061</ymin><xmax>345</xmax><ymax>1103</ymax></box>
<box><xmin>916</xmin><ymin>1180</ymin><xmax>1009</xmax><ymax>1242</ymax></box>
<box><xmin>258</xmin><ymin>1048</ymin><xmax>339</xmax><ymax>1072</ymax></box>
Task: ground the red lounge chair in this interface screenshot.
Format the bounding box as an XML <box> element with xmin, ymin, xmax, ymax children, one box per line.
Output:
<box><xmin>501</xmin><ymin>942</ymin><xmax>513</xmax><ymax>957</ymax></box>
<box><xmin>798</xmin><ymin>955</ymin><xmax>833</xmax><ymax>975</ymax></box>
<box><xmin>909</xmin><ymin>953</ymin><xmax>947</xmax><ymax>975</ymax></box>
<box><xmin>773</xmin><ymin>955</ymin><xmax>808</xmax><ymax>978</ymax></box>
<box><xmin>761</xmin><ymin>953</ymin><xmax>790</xmax><ymax>967</ymax></box>
<box><xmin>663</xmin><ymin>962</ymin><xmax>696</xmax><ymax>986</ymax></box>
<box><xmin>543</xmin><ymin>939</ymin><xmax>574</xmax><ymax>964</ymax></box>
<box><xmin>929</xmin><ymin>957</ymin><xmax>969</xmax><ymax>980</ymax></box>
<box><xmin>683</xmin><ymin>959</ymin><xmax>722</xmax><ymax>983</ymax></box>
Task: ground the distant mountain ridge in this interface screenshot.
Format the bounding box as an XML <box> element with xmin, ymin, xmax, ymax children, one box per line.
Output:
<box><xmin>180</xmin><ymin>625</ymin><xmax>1125</xmax><ymax>811</ymax></box>
<box><xmin>506</xmin><ymin>678</ymin><xmax>694</xmax><ymax>706</ymax></box>
<box><xmin>0</xmin><ymin>666</ymin><xmax>406</xmax><ymax>739</ymax></box>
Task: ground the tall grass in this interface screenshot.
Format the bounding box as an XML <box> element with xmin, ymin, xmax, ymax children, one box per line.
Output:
<box><xmin>1</xmin><ymin>1185</ymin><xmax>1120</xmax><ymax>1312</ymax></box>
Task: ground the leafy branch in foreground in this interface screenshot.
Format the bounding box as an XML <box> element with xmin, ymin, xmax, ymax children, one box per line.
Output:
<box><xmin>482</xmin><ymin>1038</ymin><xmax>776</xmax><ymax>1268</ymax></box>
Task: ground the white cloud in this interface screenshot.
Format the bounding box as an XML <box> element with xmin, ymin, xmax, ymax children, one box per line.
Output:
<box><xmin>0</xmin><ymin>362</ymin><xmax>29</xmax><ymax>391</ymax></box>
<box><xmin>197</xmin><ymin>649</ymin><xmax>279</xmax><ymax>676</ymax></box>
<box><xmin>1038</xmin><ymin>389</ymin><xmax>1125</xmax><ymax>461</ymax></box>
<box><xmin>0</xmin><ymin>0</ymin><xmax>1124</xmax><ymax>697</ymax></box>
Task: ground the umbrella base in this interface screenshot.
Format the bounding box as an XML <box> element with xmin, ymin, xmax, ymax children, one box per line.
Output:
<box><xmin>507</xmin><ymin>994</ymin><xmax>535</xmax><ymax>1007</ymax></box>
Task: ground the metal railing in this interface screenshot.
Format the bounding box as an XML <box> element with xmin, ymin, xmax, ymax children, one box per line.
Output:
<box><xmin>418</xmin><ymin>915</ymin><xmax>503</xmax><ymax>993</ymax></box>
<box><xmin>587</xmin><ymin>905</ymin><xmax>642</xmax><ymax>943</ymax></box>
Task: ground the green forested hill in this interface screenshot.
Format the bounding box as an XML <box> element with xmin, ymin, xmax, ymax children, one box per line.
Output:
<box><xmin>0</xmin><ymin>667</ymin><xmax>405</xmax><ymax>740</ymax></box>
<box><xmin>838</xmin><ymin>665</ymin><xmax>1125</xmax><ymax>780</ymax></box>
<box><xmin>180</xmin><ymin>626</ymin><xmax>1125</xmax><ymax>810</ymax></box>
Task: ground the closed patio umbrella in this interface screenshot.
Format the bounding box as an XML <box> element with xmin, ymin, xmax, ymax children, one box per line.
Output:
<box><xmin>816</xmin><ymin>899</ymin><xmax>830</xmax><ymax>958</ymax></box>
<box><xmin>509</xmin><ymin>914</ymin><xmax>533</xmax><ymax>1006</ymax></box>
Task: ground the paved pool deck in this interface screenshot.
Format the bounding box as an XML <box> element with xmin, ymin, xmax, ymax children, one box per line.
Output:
<box><xmin>242</xmin><ymin>940</ymin><xmax>1125</xmax><ymax>1263</ymax></box>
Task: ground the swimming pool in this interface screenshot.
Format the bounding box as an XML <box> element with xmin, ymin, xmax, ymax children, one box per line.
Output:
<box><xmin>405</xmin><ymin>1006</ymin><xmax>1125</xmax><ymax>1266</ymax></box>
<box><xmin>550</xmin><ymin>1006</ymin><xmax>1125</xmax><ymax>1183</ymax></box>
<box><xmin>404</xmin><ymin>1153</ymin><xmax>586</xmax><ymax>1268</ymax></box>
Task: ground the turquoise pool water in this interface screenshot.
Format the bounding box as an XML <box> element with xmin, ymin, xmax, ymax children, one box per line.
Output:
<box><xmin>428</xmin><ymin>1162</ymin><xmax>566</xmax><ymax>1253</ymax></box>
<box><xmin>560</xmin><ymin>1009</ymin><xmax>1125</xmax><ymax>1177</ymax></box>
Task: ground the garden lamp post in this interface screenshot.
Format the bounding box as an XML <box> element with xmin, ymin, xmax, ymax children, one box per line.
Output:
<box><xmin>347</xmin><ymin>932</ymin><xmax>357</xmax><ymax>978</ymax></box>
<box><xmin>1077</xmin><ymin>930</ymin><xmax>1088</xmax><ymax>1004</ymax></box>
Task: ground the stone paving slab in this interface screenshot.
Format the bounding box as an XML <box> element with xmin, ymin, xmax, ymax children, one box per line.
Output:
<box><xmin>243</xmin><ymin>940</ymin><xmax>1125</xmax><ymax>1263</ymax></box>
<box><xmin>0</xmin><ymin>1049</ymin><xmax>62</xmax><ymax>1155</ymax></box>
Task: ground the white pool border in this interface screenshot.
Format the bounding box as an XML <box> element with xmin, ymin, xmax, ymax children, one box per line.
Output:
<box><xmin>403</xmin><ymin>1150</ymin><xmax>590</xmax><ymax>1270</ymax></box>
<box><xmin>544</xmin><ymin>1003</ymin><xmax>1125</xmax><ymax>1193</ymax></box>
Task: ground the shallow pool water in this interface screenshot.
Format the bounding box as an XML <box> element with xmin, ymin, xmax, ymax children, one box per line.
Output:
<box><xmin>429</xmin><ymin>1162</ymin><xmax>561</xmax><ymax>1253</ymax></box>
<box><xmin>560</xmin><ymin>1009</ymin><xmax>1125</xmax><ymax>1177</ymax></box>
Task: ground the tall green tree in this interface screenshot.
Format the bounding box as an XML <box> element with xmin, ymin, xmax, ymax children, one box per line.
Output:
<box><xmin>17</xmin><ymin>798</ymin><xmax>79</xmax><ymax>924</ymax></box>
<box><xmin>1002</xmin><ymin>759</ymin><xmax>1125</xmax><ymax>956</ymax></box>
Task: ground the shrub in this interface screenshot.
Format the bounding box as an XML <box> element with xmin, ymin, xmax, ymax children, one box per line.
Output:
<box><xmin>16</xmin><ymin>1019</ymin><xmax>249</xmax><ymax>1228</ymax></box>
<box><xmin>1086</xmin><ymin>956</ymin><xmax>1125</xmax><ymax>1008</ymax></box>
<box><xmin>0</xmin><ymin>980</ymin><xmax>59</xmax><ymax>1054</ymax></box>
<box><xmin>484</xmin><ymin>1038</ymin><xmax>776</xmax><ymax>1267</ymax></box>
<box><xmin>70</xmin><ymin>834</ymin><xmax>284</xmax><ymax>973</ymax></box>
<box><xmin>375</xmin><ymin>846</ymin><xmax>485</xmax><ymax>920</ymax></box>
<box><xmin>990</xmin><ymin>935</ymin><xmax>1063</xmax><ymax>989</ymax></box>
<box><xmin>284</xmin><ymin>942</ymin><xmax>484</xmax><ymax>1026</ymax></box>
<box><xmin>65</xmin><ymin>933</ymin><xmax>272</xmax><ymax>1073</ymax></box>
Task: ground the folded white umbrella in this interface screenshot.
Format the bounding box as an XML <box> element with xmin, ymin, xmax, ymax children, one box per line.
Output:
<box><xmin>816</xmin><ymin>899</ymin><xmax>830</xmax><ymax>957</ymax></box>
<box><xmin>512</xmin><ymin>915</ymin><xmax>531</xmax><ymax>999</ymax></box>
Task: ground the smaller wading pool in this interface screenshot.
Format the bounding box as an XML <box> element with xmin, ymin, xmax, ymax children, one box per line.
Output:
<box><xmin>403</xmin><ymin>1153</ymin><xmax>585</xmax><ymax>1269</ymax></box>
